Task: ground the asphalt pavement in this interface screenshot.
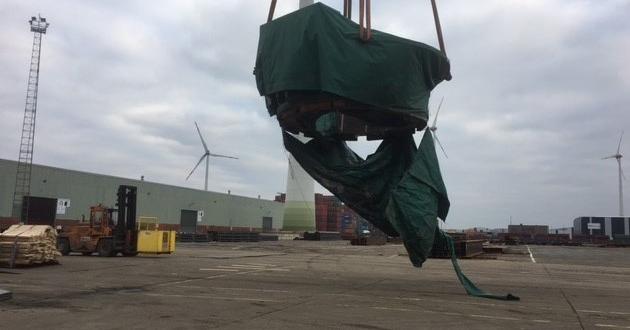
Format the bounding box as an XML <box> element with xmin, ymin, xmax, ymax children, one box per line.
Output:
<box><xmin>1</xmin><ymin>241</ymin><xmax>629</xmax><ymax>329</ymax></box>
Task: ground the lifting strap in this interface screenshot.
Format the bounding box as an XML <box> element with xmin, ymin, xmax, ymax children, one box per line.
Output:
<box><xmin>358</xmin><ymin>0</ymin><xmax>371</xmax><ymax>41</ymax></box>
<box><xmin>267</xmin><ymin>0</ymin><xmax>278</xmax><ymax>23</ymax></box>
<box><xmin>430</xmin><ymin>0</ymin><xmax>447</xmax><ymax>55</ymax></box>
<box><xmin>343</xmin><ymin>0</ymin><xmax>352</xmax><ymax>19</ymax></box>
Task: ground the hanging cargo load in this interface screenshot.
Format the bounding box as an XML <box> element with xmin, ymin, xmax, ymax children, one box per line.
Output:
<box><xmin>255</xmin><ymin>1</ymin><xmax>518</xmax><ymax>301</ymax></box>
<box><xmin>255</xmin><ymin>2</ymin><xmax>451</xmax><ymax>140</ymax></box>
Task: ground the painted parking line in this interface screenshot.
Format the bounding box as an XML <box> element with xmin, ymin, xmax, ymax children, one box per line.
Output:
<box><xmin>143</xmin><ymin>292</ymin><xmax>279</xmax><ymax>303</ymax></box>
<box><xmin>244</xmin><ymin>263</ymin><xmax>278</xmax><ymax>267</ymax></box>
<box><xmin>197</xmin><ymin>264</ymin><xmax>292</xmax><ymax>274</ymax></box>
<box><xmin>156</xmin><ymin>268</ymin><xmax>276</xmax><ymax>287</ymax></box>
<box><xmin>327</xmin><ymin>293</ymin><xmax>560</xmax><ymax>314</ymax></box>
<box><xmin>171</xmin><ymin>285</ymin><xmax>290</xmax><ymax>294</ymax></box>
<box><xmin>370</xmin><ymin>306</ymin><xmax>413</xmax><ymax>312</ymax></box>
<box><xmin>469</xmin><ymin>314</ymin><xmax>520</xmax><ymax>321</ymax></box>
<box><xmin>216</xmin><ymin>264</ymin><xmax>291</xmax><ymax>272</ymax></box>
<box><xmin>256</xmin><ymin>268</ymin><xmax>290</xmax><ymax>272</ymax></box>
<box><xmin>526</xmin><ymin>245</ymin><xmax>536</xmax><ymax>263</ymax></box>
<box><xmin>211</xmin><ymin>287</ymin><xmax>291</xmax><ymax>293</ymax></box>
<box><xmin>579</xmin><ymin>310</ymin><xmax>630</xmax><ymax>316</ymax></box>
<box><xmin>338</xmin><ymin>304</ymin><xmax>552</xmax><ymax>324</ymax></box>
<box><xmin>595</xmin><ymin>324</ymin><xmax>630</xmax><ymax>329</ymax></box>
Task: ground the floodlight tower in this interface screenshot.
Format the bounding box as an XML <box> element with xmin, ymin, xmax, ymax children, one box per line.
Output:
<box><xmin>11</xmin><ymin>15</ymin><xmax>50</xmax><ymax>222</ymax></box>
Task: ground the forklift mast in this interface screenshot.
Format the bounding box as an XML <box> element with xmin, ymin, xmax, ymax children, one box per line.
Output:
<box><xmin>115</xmin><ymin>185</ymin><xmax>138</xmax><ymax>252</ymax></box>
<box><xmin>116</xmin><ymin>185</ymin><xmax>137</xmax><ymax>230</ymax></box>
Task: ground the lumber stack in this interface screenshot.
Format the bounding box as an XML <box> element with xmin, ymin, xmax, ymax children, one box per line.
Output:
<box><xmin>0</xmin><ymin>225</ymin><xmax>61</xmax><ymax>267</ymax></box>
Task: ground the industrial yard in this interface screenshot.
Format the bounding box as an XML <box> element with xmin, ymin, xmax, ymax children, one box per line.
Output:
<box><xmin>1</xmin><ymin>241</ymin><xmax>629</xmax><ymax>329</ymax></box>
<box><xmin>1</xmin><ymin>1</ymin><xmax>629</xmax><ymax>329</ymax></box>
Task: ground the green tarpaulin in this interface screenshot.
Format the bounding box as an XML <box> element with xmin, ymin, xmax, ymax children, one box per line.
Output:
<box><xmin>256</xmin><ymin>3</ymin><xmax>517</xmax><ymax>301</ymax></box>
<box><xmin>255</xmin><ymin>3</ymin><xmax>451</xmax><ymax>123</ymax></box>
<box><xmin>283</xmin><ymin>129</ymin><xmax>447</xmax><ymax>267</ymax></box>
<box><xmin>284</xmin><ymin>130</ymin><xmax>517</xmax><ymax>300</ymax></box>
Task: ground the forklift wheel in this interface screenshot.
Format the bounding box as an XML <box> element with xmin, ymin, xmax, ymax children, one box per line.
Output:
<box><xmin>57</xmin><ymin>238</ymin><xmax>70</xmax><ymax>256</ymax></box>
<box><xmin>97</xmin><ymin>239</ymin><xmax>115</xmax><ymax>257</ymax></box>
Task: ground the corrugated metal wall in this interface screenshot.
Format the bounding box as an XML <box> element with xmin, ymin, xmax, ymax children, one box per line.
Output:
<box><xmin>0</xmin><ymin>159</ymin><xmax>284</xmax><ymax>230</ymax></box>
<box><xmin>573</xmin><ymin>216</ymin><xmax>630</xmax><ymax>237</ymax></box>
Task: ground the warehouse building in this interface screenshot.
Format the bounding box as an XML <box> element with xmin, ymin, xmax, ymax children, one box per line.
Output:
<box><xmin>573</xmin><ymin>216</ymin><xmax>630</xmax><ymax>238</ymax></box>
<box><xmin>507</xmin><ymin>224</ymin><xmax>549</xmax><ymax>236</ymax></box>
<box><xmin>0</xmin><ymin>158</ymin><xmax>284</xmax><ymax>233</ymax></box>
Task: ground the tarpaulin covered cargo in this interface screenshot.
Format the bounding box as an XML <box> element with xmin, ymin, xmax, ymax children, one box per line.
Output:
<box><xmin>256</xmin><ymin>2</ymin><xmax>517</xmax><ymax>301</ymax></box>
<box><xmin>255</xmin><ymin>3</ymin><xmax>451</xmax><ymax>139</ymax></box>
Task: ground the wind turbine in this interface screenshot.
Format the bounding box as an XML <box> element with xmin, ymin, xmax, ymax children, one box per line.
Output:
<box><xmin>602</xmin><ymin>131</ymin><xmax>625</xmax><ymax>216</ymax></box>
<box><xmin>186</xmin><ymin>121</ymin><xmax>238</xmax><ymax>191</ymax></box>
<box><xmin>428</xmin><ymin>96</ymin><xmax>448</xmax><ymax>158</ymax></box>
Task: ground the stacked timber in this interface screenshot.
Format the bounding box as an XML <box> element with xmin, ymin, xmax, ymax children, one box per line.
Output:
<box><xmin>0</xmin><ymin>225</ymin><xmax>60</xmax><ymax>267</ymax></box>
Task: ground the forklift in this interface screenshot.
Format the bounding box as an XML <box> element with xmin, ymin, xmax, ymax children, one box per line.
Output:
<box><xmin>57</xmin><ymin>185</ymin><xmax>138</xmax><ymax>257</ymax></box>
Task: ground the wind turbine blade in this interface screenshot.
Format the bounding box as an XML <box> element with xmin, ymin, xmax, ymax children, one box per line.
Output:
<box><xmin>432</xmin><ymin>96</ymin><xmax>444</xmax><ymax>127</ymax></box>
<box><xmin>186</xmin><ymin>154</ymin><xmax>207</xmax><ymax>180</ymax></box>
<box><xmin>194</xmin><ymin>121</ymin><xmax>209</xmax><ymax>152</ymax></box>
<box><xmin>617</xmin><ymin>131</ymin><xmax>624</xmax><ymax>154</ymax></box>
<box><xmin>209</xmin><ymin>153</ymin><xmax>238</xmax><ymax>159</ymax></box>
<box><xmin>434</xmin><ymin>133</ymin><xmax>448</xmax><ymax>158</ymax></box>
<box><xmin>602</xmin><ymin>155</ymin><xmax>616</xmax><ymax>160</ymax></box>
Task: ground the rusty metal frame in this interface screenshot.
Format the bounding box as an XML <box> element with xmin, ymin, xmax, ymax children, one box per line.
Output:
<box><xmin>268</xmin><ymin>91</ymin><xmax>425</xmax><ymax>140</ymax></box>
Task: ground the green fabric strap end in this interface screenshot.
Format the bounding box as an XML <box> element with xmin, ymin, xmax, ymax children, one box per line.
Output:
<box><xmin>440</xmin><ymin>230</ymin><xmax>520</xmax><ymax>301</ymax></box>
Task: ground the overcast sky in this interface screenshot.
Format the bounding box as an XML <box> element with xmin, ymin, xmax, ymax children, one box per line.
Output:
<box><xmin>1</xmin><ymin>1</ymin><xmax>628</xmax><ymax>229</ymax></box>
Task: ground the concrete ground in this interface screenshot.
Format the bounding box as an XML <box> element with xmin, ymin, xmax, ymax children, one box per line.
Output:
<box><xmin>1</xmin><ymin>241</ymin><xmax>629</xmax><ymax>329</ymax></box>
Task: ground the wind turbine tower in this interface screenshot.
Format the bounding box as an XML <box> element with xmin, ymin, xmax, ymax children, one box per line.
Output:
<box><xmin>603</xmin><ymin>131</ymin><xmax>625</xmax><ymax>216</ymax></box>
<box><xmin>186</xmin><ymin>122</ymin><xmax>238</xmax><ymax>191</ymax></box>
<box><xmin>281</xmin><ymin>0</ymin><xmax>316</xmax><ymax>232</ymax></box>
<box><xmin>282</xmin><ymin>154</ymin><xmax>316</xmax><ymax>232</ymax></box>
<box><xmin>428</xmin><ymin>97</ymin><xmax>448</xmax><ymax>158</ymax></box>
<box><xmin>12</xmin><ymin>15</ymin><xmax>50</xmax><ymax>222</ymax></box>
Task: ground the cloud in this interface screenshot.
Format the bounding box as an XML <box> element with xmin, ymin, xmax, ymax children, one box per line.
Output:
<box><xmin>0</xmin><ymin>0</ymin><xmax>628</xmax><ymax>229</ymax></box>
